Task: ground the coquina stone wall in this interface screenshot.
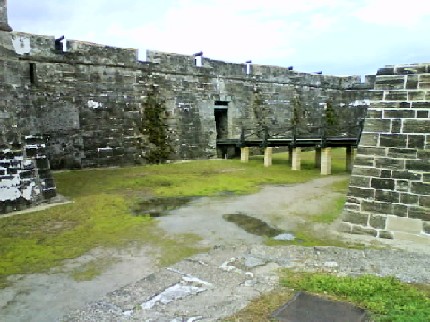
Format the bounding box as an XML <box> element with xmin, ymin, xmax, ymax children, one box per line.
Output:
<box><xmin>342</xmin><ymin>64</ymin><xmax>430</xmax><ymax>242</ymax></box>
<box><xmin>0</xmin><ymin>32</ymin><xmax>371</xmax><ymax>168</ymax></box>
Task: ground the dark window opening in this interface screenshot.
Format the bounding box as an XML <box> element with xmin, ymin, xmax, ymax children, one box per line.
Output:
<box><xmin>214</xmin><ymin>100</ymin><xmax>229</xmax><ymax>106</ymax></box>
<box><xmin>29</xmin><ymin>63</ymin><xmax>37</xmax><ymax>84</ymax></box>
<box><xmin>215</xmin><ymin>108</ymin><xmax>228</xmax><ymax>140</ymax></box>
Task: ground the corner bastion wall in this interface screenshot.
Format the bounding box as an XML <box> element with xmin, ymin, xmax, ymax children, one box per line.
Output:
<box><xmin>342</xmin><ymin>64</ymin><xmax>430</xmax><ymax>242</ymax></box>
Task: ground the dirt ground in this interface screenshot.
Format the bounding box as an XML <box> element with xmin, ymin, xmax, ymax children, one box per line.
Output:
<box><xmin>0</xmin><ymin>175</ymin><xmax>428</xmax><ymax>322</ymax></box>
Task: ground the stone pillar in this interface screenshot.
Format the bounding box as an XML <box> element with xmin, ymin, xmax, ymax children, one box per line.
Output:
<box><xmin>264</xmin><ymin>147</ymin><xmax>272</xmax><ymax>167</ymax></box>
<box><xmin>321</xmin><ymin>147</ymin><xmax>332</xmax><ymax>175</ymax></box>
<box><xmin>314</xmin><ymin>147</ymin><xmax>321</xmax><ymax>168</ymax></box>
<box><xmin>291</xmin><ymin>147</ymin><xmax>301</xmax><ymax>170</ymax></box>
<box><xmin>0</xmin><ymin>0</ymin><xmax>12</xmax><ymax>32</ymax></box>
<box><xmin>240</xmin><ymin>147</ymin><xmax>249</xmax><ymax>163</ymax></box>
<box><xmin>346</xmin><ymin>146</ymin><xmax>354</xmax><ymax>172</ymax></box>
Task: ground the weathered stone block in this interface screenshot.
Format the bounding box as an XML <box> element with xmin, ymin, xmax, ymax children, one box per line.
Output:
<box><xmin>406</xmin><ymin>75</ymin><xmax>419</xmax><ymax>89</ymax></box>
<box><xmin>408</xmin><ymin>135</ymin><xmax>425</xmax><ymax>149</ymax></box>
<box><xmin>375</xmin><ymin>190</ymin><xmax>399</xmax><ymax>203</ymax></box>
<box><xmin>385</xmin><ymin>91</ymin><xmax>408</xmax><ymax>101</ymax></box>
<box><xmin>417</xmin><ymin>111</ymin><xmax>429</xmax><ymax>119</ymax></box>
<box><xmin>411</xmin><ymin>182</ymin><xmax>430</xmax><ymax>195</ymax></box>
<box><xmin>376</xmin><ymin>67</ymin><xmax>395</xmax><ymax>76</ymax></box>
<box><xmin>396</xmin><ymin>180</ymin><xmax>410</xmax><ymax>192</ymax></box>
<box><xmin>364</xmin><ymin>119</ymin><xmax>392</xmax><ymax>132</ymax></box>
<box><xmin>406</xmin><ymin>159</ymin><xmax>430</xmax><ymax>172</ymax></box>
<box><xmin>419</xmin><ymin>196</ymin><xmax>430</xmax><ymax>207</ymax></box>
<box><xmin>386</xmin><ymin>215</ymin><xmax>423</xmax><ymax>233</ymax></box>
<box><xmin>353</xmin><ymin>155</ymin><xmax>375</xmax><ymax>167</ymax></box>
<box><xmin>379</xmin><ymin>134</ymin><xmax>407</xmax><ymax>148</ymax></box>
<box><xmin>342</xmin><ymin>211</ymin><xmax>369</xmax><ymax>225</ymax></box>
<box><xmin>391</xmin><ymin>119</ymin><xmax>402</xmax><ymax>134</ymax></box>
<box><xmin>351</xmin><ymin>225</ymin><xmax>377</xmax><ymax>237</ymax></box>
<box><xmin>387</xmin><ymin>148</ymin><xmax>417</xmax><ymax>159</ymax></box>
<box><xmin>375</xmin><ymin>158</ymin><xmax>405</xmax><ymax>171</ymax></box>
<box><xmin>348</xmin><ymin>186</ymin><xmax>375</xmax><ymax>199</ymax></box>
<box><xmin>411</xmin><ymin>102</ymin><xmax>430</xmax><ymax>109</ymax></box>
<box><xmin>380</xmin><ymin>170</ymin><xmax>392</xmax><ymax>178</ymax></box>
<box><xmin>403</xmin><ymin>119</ymin><xmax>430</xmax><ymax>134</ymax></box>
<box><xmin>393</xmin><ymin>204</ymin><xmax>408</xmax><ymax>217</ymax></box>
<box><xmin>408</xmin><ymin>91</ymin><xmax>425</xmax><ymax>100</ymax></box>
<box><xmin>344</xmin><ymin>203</ymin><xmax>360</xmax><ymax>211</ymax></box>
<box><xmin>368</xmin><ymin>91</ymin><xmax>384</xmax><ymax>101</ymax></box>
<box><xmin>400</xmin><ymin>193</ymin><xmax>419</xmax><ymax>205</ymax></box>
<box><xmin>383</xmin><ymin>110</ymin><xmax>415</xmax><ymax>119</ymax></box>
<box><xmin>352</xmin><ymin>166</ymin><xmax>380</xmax><ymax>177</ymax></box>
<box><xmin>408</xmin><ymin>206</ymin><xmax>430</xmax><ymax>221</ymax></box>
<box><xmin>359</xmin><ymin>133</ymin><xmax>379</xmax><ymax>146</ymax></box>
<box><xmin>365</xmin><ymin>110</ymin><xmax>383</xmax><ymax>118</ymax></box>
<box><xmin>362</xmin><ymin>200</ymin><xmax>393</xmax><ymax>214</ymax></box>
<box><xmin>369</xmin><ymin>214</ymin><xmax>387</xmax><ymax>229</ymax></box>
<box><xmin>417</xmin><ymin>150</ymin><xmax>430</xmax><ymax>159</ymax></box>
<box><xmin>374</xmin><ymin>76</ymin><xmax>405</xmax><ymax>90</ymax></box>
<box><xmin>371</xmin><ymin>102</ymin><xmax>410</xmax><ymax>109</ymax></box>
<box><xmin>349</xmin><ymin>175</ymin><xmax>371</xmax><ymax>188</ymax></box>
<box><xmin>419</xmin><ymin>82</ymin><xmax>430</xmax><ymax>89</ymax></box>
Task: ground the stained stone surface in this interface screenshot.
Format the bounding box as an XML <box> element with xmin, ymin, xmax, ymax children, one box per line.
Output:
<box><xmin>61</xmin><ymin>245</ymin><xmax>430</xmax><ymax>322</ymax></box>
<box><xmin>271</xmin><ymin>291</ymin><xmax>369</xmax><ymax>322</ymax></box>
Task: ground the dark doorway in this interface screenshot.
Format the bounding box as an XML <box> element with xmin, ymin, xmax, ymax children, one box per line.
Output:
<box><xmin>214</xmin><ymin>108</ymin><xmax>228</xmax><ymax>139</ymax></box>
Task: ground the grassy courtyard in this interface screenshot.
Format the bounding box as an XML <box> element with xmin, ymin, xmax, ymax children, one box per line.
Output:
<box><xmin>0</xmin><ymin>149</ymin><xmax>349</xmax><ymax>287</ymax></box>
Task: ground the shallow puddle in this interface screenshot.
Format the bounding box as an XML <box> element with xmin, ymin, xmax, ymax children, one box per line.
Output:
<box><xmin>223</xmin><ymin>213</ymin><xmax>284</xmax><ymax>237</ymax></box>
<box><xmin>133</xmin><ymin>197</ymin><xmax>194</xmax><ymax>217</ymax></box>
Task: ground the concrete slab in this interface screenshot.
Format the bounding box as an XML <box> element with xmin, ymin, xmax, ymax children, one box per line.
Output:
<box><xmin>271</xmin><ymin>291</ymin><xmax>369</xmax><ymax>322</ymax></box>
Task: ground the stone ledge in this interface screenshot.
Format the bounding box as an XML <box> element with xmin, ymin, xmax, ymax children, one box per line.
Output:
<box><xmin>386</xmin><ymin>215</ymin><xmax>423</xmax><ymax>234</ymax></box>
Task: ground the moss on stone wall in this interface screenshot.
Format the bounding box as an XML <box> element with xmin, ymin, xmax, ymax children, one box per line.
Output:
<box><xmin>251</xmin><ymin>86</ymin><xmax>267</xmax><ymax>138</ymax></box>
<box><xmin>140</xmin><ymin>85</ymin><xmax>172</xmax><ymax>164</ymax></box>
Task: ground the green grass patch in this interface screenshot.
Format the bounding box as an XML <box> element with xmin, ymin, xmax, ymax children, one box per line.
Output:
<box><xmin>312</xmin><ymin>195</ymin><xmax>347</xmax><ymax>224</ymax></box>
<box><xmin>1</xmin><ymin>149</ymin><xmax>351</xmax><ymax>285</ymax></box>
<box><xmin>281</xmin><ymin>271</ymin><xmax>430</xmax><ymax>321</ymax></box>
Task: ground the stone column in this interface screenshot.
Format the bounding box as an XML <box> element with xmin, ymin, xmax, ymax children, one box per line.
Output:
<box><xmin>0</xmin><ymin>0</ymin><xmax>12</xmax><ymax>32</ymax></box>
<box><xmin>314</xmin><ymin>147</ymin><xmax>321</xmax><ymax>169</ymax></box>
<box><xmin>264</xmin><ymin>147</ymin><xmax>272</xmax><ymax>167</ymax></box>
<box><xmin>346</xmin><ymin>146</ymin><xmax>354</xmax><ymax>172</ymax></box>
<box><xmin>291</xmin><ymin>147</ymin><xmax>301</xmax><ymax>170</ymax></box>
<box><xmin>240</xmin><ymin>147</ymin><xmax>249</xmax><ymax>163</ymax></box>
<box><xmin>321</xmin><ymin>147</ymin><xmax>332</xmax><ymax>175</ymax></box>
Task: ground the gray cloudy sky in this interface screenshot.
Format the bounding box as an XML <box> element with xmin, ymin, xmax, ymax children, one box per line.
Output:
<box><xmin>7</xmin><ymin>0</ymin><xmax>430</xmax><ymax>76</ymax></box>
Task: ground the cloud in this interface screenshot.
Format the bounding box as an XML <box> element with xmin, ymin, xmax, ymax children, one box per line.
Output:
<box><xmin>355</xmin><ymin>0</ymin><xmax>430</xmax><ymax>27</ymax></box>
<box><xmin>7</xmin><ymin>0</ymin><xmax>430</xmax><ymax>76</ymax></box>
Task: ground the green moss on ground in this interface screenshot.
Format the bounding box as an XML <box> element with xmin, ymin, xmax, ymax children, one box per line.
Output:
<box><xmin>1</xmin><ymin>149</ymin><xmax>351</xmax><ymax>286</ymax></box>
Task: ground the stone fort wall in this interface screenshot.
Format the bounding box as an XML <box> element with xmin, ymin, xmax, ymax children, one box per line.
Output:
<box><xmin>0</xmin><ymin>27</ymin><xmax>370</xmax><ymax>212</ymax></box>
<box><xmin>341</xmin><ymin>64</ymin><xmax>430</xmax><ymax>242</ymax></box>
<box><xmin>1</xmin><ymin>32</ymin><xmax>371</xmax><ymax>169</ymax></box>
<box><xmin>0</xmin><ymin>0</ymin><xmax>428</xmax><ymax>244</ymax></box>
